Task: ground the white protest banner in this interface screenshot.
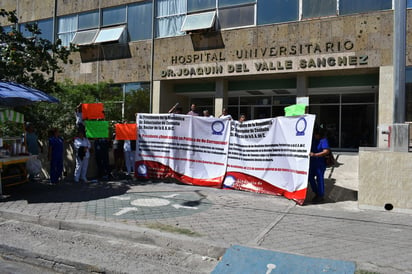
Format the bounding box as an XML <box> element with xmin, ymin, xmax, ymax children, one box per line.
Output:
<box><xmin>135</xmin><ymin>114</ymin><xmax>230</xmax><ymax>187</ymax></box>
<box><xmin>224</xmin><ymin>115</ymin><xmax>315</xmax><ymax>205</ymax></box>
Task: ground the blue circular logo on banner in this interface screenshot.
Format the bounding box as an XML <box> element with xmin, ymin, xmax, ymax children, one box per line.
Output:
<box><xmin>295</xmin><ymin>117</ymin><xmax>307</xmax><ymax>136</ymax></box>
<box><xmin>137</xmin><ymin>164</ymin><xmax>148</xmax><ymax>176</ymax></box>
<box><xmin>212</xmin><ymin>121</ymin><xmax>225</xmax><ymax>135</ymax></box>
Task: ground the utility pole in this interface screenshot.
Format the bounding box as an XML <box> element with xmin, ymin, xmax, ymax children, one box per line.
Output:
<box><xmin>393</xmin><ymin>0</ymin><xmax>407</xmax><ymax>123</ymax></box>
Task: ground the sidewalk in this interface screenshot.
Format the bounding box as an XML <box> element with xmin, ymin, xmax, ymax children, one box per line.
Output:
<box><xmin>0</xmin><ymin>153</ymin><xmax>411</xmax><ymax>273</ymax></box>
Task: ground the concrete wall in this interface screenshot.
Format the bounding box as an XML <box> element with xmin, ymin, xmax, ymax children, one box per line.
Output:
<box><xmin>359</xmin><ymin>148</ymin><xmax>412</xmax><ymax>213</ymax></box>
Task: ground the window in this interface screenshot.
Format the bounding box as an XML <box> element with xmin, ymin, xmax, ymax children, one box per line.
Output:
<box><xmin>62</xmin><ymin>2</ymin><xmax>154</xmax><ymax>47</ymax></box>
<box><xmin>219</xmin><ymin>2</ymin><xmax>255</xmax><ymax>29</ymax></box>
<box><xmin>258</xmin><ymin>0</ymin><xmax>299</xmax><ymax>25</ymax></box>
<box><xmin>156</xmin><ymin>0</ymin><xmax>187</xmax><ymax>37</ymax></box>
<box><xmin>37</xmin><ymin>18</ymin><xmax>53</xmax><ymax>41</ymax></box>
<box><xmin>409</xmin><ymin>0</ymin><xmax>412</xmax><ymax>8</ymax></box>
<box><xmin>302</xmin><ymin>0</ymin><xmax>337</xmax><ymax>19</ymax></box>
<box><xmin>181</xmin><ymin>11</ymin><xmax>216</xmax><ymax>32</ymax></box>
<box><xmin>339</xmin><ymin>0</ymin><xmax>392</xmax><ymax>15</ymax></box>
<box><xmin>78</xmin><ymin>10</ymin><xmax>99</xmax><ymax>30</ymax></box>
<box><xmin>58</xmin><ymin>14</ymin><xmax>78</xmax><ymax>46</ymax></box>
<box><xmin>102</xmin><ymin>6</ymin><xmax>126</xmax><ymax>26</ymax></box>
<box><xmin>2</xmin><ymin>25</ymin><xmax>13</xmax><ymax>33</ymax></box>
<box><xmin>188</xmin><ymin>0</ymin><xmax>215</xmax><ymax>12</ymax></box>
<box><xmin>128</xmin><ymin>1</ymin><xmax>153</xmax><ymax>41</ymax></box>
<box><xmin>19</xmin><ymin>18</ymin><xmax>53</xmax><ymax>41</ymax></box>
<box><xmin>219</xmin><ymin>0</ymin><xmax>255</xmax><ymax>7</ymax></box>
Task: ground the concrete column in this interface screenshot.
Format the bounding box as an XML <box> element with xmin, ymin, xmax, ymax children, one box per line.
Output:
<box><xmin>296</xmin><ymin>74</ymin><xmax>308</xmax><ymax>97</ymax></box>
<box><xmin>152</xmin><ymin>80</ymin><xmax>161</xmax><ymax>114</ymax></box>
<box><xmin>393</xmin><ymin>0</ymin><xmax>406</xmax><ymax>123</ymax></box>
<box><xmin>152</xmin><ymin>80</ymin><xmax>187</xmax><ymax>114</ymax></box>
<box><xmin>377</xmin><ymin>66</ymin><xmax>395</xmax><ymax>148</ymax></box>
<box><xmin>214</xmin><ymin>79</ymin><xmax>228</xmax><ymax>117</ymax></box>
<box><xmin>379</xmin><ymin>66</ymin><xmax>395</xmax><ymax>126</ymax></box>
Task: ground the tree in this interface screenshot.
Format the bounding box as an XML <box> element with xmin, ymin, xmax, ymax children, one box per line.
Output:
<box><xmin>0</xmin><ymin>10</ymin><xmax>149</xmax><ymax>140</ymax></box>
<box><xmin>0</xmin><ymin>9</ymin><xmax>76</xmax><ymax>138</ymax></box>
<box><xmin>0</xmin><ymin>9</ymin><xmax>75</xmax><ymax>91</ymax></box>
<box><xmin>124</xmin><ymin>88</ymin><xmax>150</xmax><ymax>122</ymax></box>
<box><xmin>27</xmin><ymin>81</ymin><xmax>150</xmax><ymax>140</ymax></box>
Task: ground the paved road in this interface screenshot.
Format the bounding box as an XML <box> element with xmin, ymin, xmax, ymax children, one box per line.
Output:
<box><xmin>0</xmin><ymin>173</ymin><xmax>411</xmax><ymax>273</ymax></box>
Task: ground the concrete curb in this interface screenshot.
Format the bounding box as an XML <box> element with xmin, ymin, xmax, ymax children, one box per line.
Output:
<box><xmin>0</xmin><ymin>244</ymin><xmax>112</xmax><ymax>274</ymax></box>
<box><xmin>0</xmin><ymin>209</ymin><xmax>228</xmax><ymax>259</ymax></box>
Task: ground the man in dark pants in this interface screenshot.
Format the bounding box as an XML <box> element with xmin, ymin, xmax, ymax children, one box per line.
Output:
<box><xmin>94</xmin><ymin>138</ymin><xmax>110</xmax><ymax>180</ymax></box>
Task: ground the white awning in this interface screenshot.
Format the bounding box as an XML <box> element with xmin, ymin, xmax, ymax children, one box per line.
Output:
<box><xmin>181</xmin><ymin>11</ymin><xmax>216</xmax><ymax>32</ymax></box>
<box><xmin>71</xmin><ymin>29</ymin><xmax>99</xmax><ymax>46</ymax></box>
<box><xmin>94</xmin><ymin>25</ymin><xmax>126</xmax><ymax>44</ymax></box>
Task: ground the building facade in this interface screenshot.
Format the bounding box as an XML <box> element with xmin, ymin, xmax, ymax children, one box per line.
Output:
<box><xmin>2</xmin><ymin>0</ymin><xmax>412</xmax><ymax>151</ymax></box>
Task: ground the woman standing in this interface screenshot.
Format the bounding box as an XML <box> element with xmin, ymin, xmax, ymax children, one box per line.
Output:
<box><xmin>123</xmin><ymin>139</ymin><xmax>136</xmax><ymax>177</ymax></box>
<box><xmin>48</xmin><ymin>128</ymin><xmax>64</xmax><ymax>184</ymax></box>
<box><xmin>74</xmin><ymin>130</ymin><xmax>91</xmax><ymax>183</ymax></box>
<box><xmin>308</xmin><ymin>128</ymin><xmax>330</xmax><ymax>203</ymax></box>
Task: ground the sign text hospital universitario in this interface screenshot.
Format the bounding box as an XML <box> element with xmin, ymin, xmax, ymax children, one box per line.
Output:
<box><xmin>160</xmin><ymin>40</ymin><xmax>369</xmax><ymax>78</ymax></box>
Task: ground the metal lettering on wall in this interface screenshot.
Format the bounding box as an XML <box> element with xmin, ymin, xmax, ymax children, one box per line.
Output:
<box><xmin>160</xmin><ymin>40</ymin><xmax>369</xmax><ymax>79</ymax></box>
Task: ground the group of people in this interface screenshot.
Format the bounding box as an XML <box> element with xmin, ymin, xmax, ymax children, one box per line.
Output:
<box><xmin>74</xmin><ymin>104</ymin><xmax>136</xmax><ymax>183</ymax></box>
<box><xmin>172</xmin><ymin>103</ymin><xmax>249</xmax><ymax>122</ymax></box>
<box><xmin>23</xmin><ymin>104</ymin><xmax>137</xmax><ymax>185</ymax></box>
<box><xmin>24</xmin><ymin>123</ymin><xmax>64</xmax><ymax>185</ymax></box>
<box><xmin>175</xmin><ymin>103</ymin><xmax>331</xmax><ymax>204</ymax></box>
<box><xmin>28</xmin><ymin>102</ymin><xmax>331</xmax><ymax>204</ymax></box>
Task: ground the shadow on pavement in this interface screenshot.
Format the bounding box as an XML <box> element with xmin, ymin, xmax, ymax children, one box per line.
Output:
<box><xmin>304</xmin><ymin>178</ymin><xmax>358</xmax><ymax>205</ymax></box>
<box><xmin>2</xmin><ymin>180</ymin><xmax>131</xmax><ymax>204</ymax></box>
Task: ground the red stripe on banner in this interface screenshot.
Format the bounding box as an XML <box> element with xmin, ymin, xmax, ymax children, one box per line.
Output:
<box><xmin>224</xmin><ymin>171</ymin><xmax>307</xmax><ymax>205</ymax></box>
<box><xmin>227</xmin><ymin>164</ymin><xmax>307</xmax><ymax>175</ymax></box>
<box><xmin>140</xmin><ymin>154</ymin><xmax>225</xmax><ymax>166</ymax></box>
<box><xmin>135</xmin><ymin>160</ymin><xmax>223</xmax><ymax>188</ymax></box>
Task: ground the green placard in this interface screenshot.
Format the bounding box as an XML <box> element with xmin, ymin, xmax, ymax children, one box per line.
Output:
<box><xmin>85</xmin><ymin>120</ymin><xmax>109</xmax><ymax>138</ymax></box>
<box><xmin>284</xmin><ymin>104</ymin><xmax>306</xmax><ymax>116</ymax></box>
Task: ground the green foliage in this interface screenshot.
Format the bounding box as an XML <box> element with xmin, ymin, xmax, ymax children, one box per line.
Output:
<box><xmin>16</xmin><ymin>81</ymin><xmax>151</xmax><ymax>140</ymax></box>
<box><xmin>0</xmin><ymin>9</ymin><xmax>76</xmax><ymax>92</ymax></box>
<box><xmin>124</xmin><ymin>88</ymin><xmax>150</xmax><ymax>122</ymax></box>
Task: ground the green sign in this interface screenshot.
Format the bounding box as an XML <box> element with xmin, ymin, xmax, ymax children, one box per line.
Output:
<box><xmin>284</xmin><ymin>104</ymin><xmax>307</xmax><ymax>116</ymax></box>
<box><xmin>85</xmin><ymin>120</ymin><xmax>109</xmax><ymax>138</ymax></box>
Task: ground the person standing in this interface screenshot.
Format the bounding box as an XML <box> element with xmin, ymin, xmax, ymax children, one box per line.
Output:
<box><xmin>75</xmin><ymin>103</ymin><xmax>85</xmax><ymax>134</ymax></box>
<box><xmin>187</xmin><ymin>104</ymin><xmax>199</xmax><ymax>116</ymax></box>
<box><xmin>308</xmin><ymin>128</ymin><xmax>330</xmax><ymax>203</ymax></box>
<box><xmin>112</xmin><ymin>132</ymin><xmax>124</xmax><ymax>174</ymax></box>
<box><xmin>94</xmin><ymin>138</ymin><xmax>110</xmax><ymax>180</ymax></box>
<box><xmin>25</xmin><ymin>123</ymin><xmax>42</xmax><ymax>181</ymax></box>
<box><xmin>123</xmin><ymin>139</ymin><xmax>136</xmax><ymax>177</ymax></box>
<box><xmin>203</xmin><ymin>109</ymin><xmax>213</xmax><ymax>117</ymax></box>
<box><xmin>219</xmin><ymin>108</ymin><xmax>233</xmax><ymax>120</ymax></box>
<box><xmin>25</xmin><ymin>123</ymin><xmax>41</xmax><ymax>156</ymax></box>
<box><xmin>48</xmin><ymin>128</ymin><xmax>64</xmax><ymax>184</ymax></box>
<box><xmin>73</xmin><ymin>130</ymin><xmax>91</xmax><ymax>183</ymax></box>
<box><xmin>238</xmin><ymin>114</ymin><xmax>247</xmax><ymax>123</ymax></box>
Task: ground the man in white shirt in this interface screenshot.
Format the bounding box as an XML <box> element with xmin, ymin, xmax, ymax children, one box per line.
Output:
<box><xmin>219</xmin><ymin>108</ymin><xmax>232</xmax><ymax>120</ymax></box>
<box><xmin>74</xmin><ymin>131</ymin><xmax>91</xmax><ymax>183</ymax></box>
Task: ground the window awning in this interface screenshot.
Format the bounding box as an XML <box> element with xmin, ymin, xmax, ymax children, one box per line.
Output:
<box><xmin>71</xmin><ymin>29</ymin><xmax>98</xmax><ymax>46</ymax></box>
<box><xmin>94</xmin><ymin>25</ymin><xmax>126</xmax><ymax>44</ymax></box>
<box><xmin>181</xmin><ymin>11</ymin><xmax>216</xmax><ymax>32</ymax></box>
